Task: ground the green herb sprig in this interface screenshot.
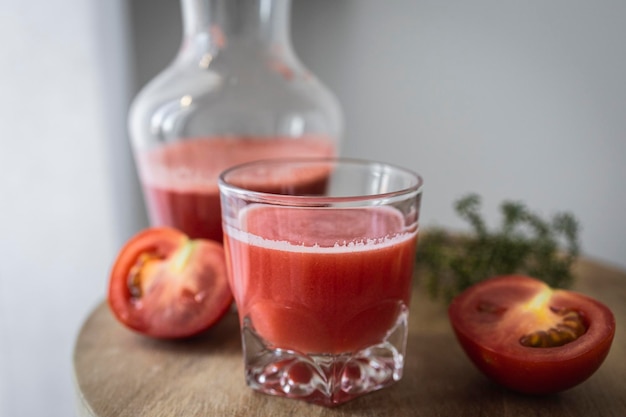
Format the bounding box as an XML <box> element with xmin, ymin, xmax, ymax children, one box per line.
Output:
<box><xmin>416</xmin><ymin>193</ymin><xmax>580</xmax><ymax>303</ymax></box>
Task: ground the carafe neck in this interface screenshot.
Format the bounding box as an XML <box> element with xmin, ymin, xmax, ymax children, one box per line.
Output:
<box><xmin>180</xmin><ymin>0</ymin><xmax>291</xmax><ymax>53</ymax></box>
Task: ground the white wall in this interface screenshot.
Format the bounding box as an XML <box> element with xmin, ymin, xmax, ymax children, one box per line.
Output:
<box><xmin>291</xmin><ymin>0</ymin><xmax>626</xmax><ymax>271</ymax></box>
<box><xmin>0</xmin><ymin>0</ymin><xmax>131</xmax><ymax>416</ymax></box>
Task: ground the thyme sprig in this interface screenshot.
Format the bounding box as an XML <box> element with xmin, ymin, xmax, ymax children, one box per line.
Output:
<box><xmin>416</xmin><ymin>194</ymin><xmax>580</xmax><ymax>303</ymax></box>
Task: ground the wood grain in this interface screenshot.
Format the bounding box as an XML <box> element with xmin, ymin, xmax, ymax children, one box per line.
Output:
<box><xmin>73</xmin><ymin>258</ymin><xmax>626</xmax><ymax>417</ymax></box>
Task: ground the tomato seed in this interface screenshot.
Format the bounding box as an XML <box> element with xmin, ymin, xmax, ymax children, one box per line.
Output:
<box><xmin>127</xmin><ymin>252</ymin><xmax>162</xmax><ymax>298</ymax></box>
<box><xmin>519</xmin><ymin>309</ymin><xmax>587</xmax><ymax>348</ymax></box>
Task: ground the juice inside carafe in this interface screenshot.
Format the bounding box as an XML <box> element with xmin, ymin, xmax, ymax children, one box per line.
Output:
<box><xmin>137</xmin><ymin>135</ymin><xmax>336</xmax><ymax>242</ymax></box>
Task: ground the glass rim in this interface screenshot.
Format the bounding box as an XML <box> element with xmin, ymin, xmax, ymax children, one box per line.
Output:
<box><xmin>218</xmin><ymin>157</ymin><xmax>423</xmax><ymax>205</ymax></box>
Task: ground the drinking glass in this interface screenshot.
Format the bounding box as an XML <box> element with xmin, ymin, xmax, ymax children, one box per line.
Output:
<box><xmin>218</xmin><ymin>158</ymin><xmax>423</xmax><ymax>406</ymax></box>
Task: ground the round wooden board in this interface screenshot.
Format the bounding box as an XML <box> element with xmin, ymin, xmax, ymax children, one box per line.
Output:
<box><xmin>73</xmin><ymin>259</ymin><xmax>626</xmax><ymax>417</ymax></box>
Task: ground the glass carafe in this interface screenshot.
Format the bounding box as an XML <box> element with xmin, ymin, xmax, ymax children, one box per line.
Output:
<box><xmin>128</xmin><ymin>0</ymin><xmax>343</xmax><ymax>242</ymax></box>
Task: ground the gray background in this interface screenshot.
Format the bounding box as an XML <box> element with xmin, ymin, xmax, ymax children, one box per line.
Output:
<box><xmin>1</xmin><ymin>1</ymin><xmax>625</xmax><ymax>416</ymax></box>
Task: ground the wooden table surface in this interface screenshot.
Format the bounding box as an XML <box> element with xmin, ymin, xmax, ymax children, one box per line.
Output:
<box><xmin>73</xmin><ymin>258</ymin><xmax>626</xmax><ymax>417</ymax></box>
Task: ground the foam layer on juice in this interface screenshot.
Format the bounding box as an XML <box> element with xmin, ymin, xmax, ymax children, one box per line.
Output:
<box><xmin>225</xmin><ymin>204</ymin><xmax>417</xmax><ymax>254</ymax></box>
<box><xmin>137</xmin><ymin>136</ymin><xmax>336</xmax><ymax>192</ymax></box>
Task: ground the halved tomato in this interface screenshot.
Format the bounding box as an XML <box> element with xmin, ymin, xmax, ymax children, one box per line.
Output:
<box><xmin>107</xmin><ymin>227</ymin><xmax>232</xmax><ymax>339</ymax></box>
<box><xmin>448</xmin><ymin>275</ymin><xmax>615</xmax><ymax>394</ymax></box>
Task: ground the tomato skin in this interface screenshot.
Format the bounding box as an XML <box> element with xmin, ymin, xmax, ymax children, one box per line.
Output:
<box><xmin>448</xmin><ymin>275</ymin><xmax>615</xmax><ymax>394</ymax></box>
<box><xmin>108</xmin><ymin>227</ymin><xmax>233</xmax><ymax>339</ymax></box>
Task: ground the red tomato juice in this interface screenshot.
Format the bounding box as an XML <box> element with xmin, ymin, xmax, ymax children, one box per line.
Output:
<box><xmin>136</xmin><ymin>136</ymin><xmax>335</xmax><ymax>241</ymax></box>
<box><xmin>224</xmin><ymin>205</ymin><xmax>418</xmax><ymax>354</ymax></box>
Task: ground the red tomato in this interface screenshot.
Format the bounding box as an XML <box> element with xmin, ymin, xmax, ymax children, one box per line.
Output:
<box><xmin>448</xmin><ymin>275</ymin><xmax>615</xmax><ymax>394</ymax></box>
<box><xmin>107</xmin><ymin>227</ymin><xmax>232</xmax><ymax>339</ymax></box>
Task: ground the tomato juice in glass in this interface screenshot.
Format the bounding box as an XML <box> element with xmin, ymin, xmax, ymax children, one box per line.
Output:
<box><xmin>225</xmin><ymin>205</ymin><xmax>417</xmax><ymax>354</ymax></box>
<box><xmin>219</xmin><ymin>158</ymin><xmax>423</xmax><ymax>406</ymax></box>
<box><xmin>136</xmin><ymin>136</ymin><xmax>336</xmax><ymax>242</ymax></box>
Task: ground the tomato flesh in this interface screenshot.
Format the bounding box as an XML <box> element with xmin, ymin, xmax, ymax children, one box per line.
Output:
<box><xmin>108</xmin><ymin>227</ymin><xmax>233</xmax><ymax>339</ymax></box>
<box><xmin>448</xmin><ymin>275</ymin><xmax>615</xmax><ymax>394</ymax></box>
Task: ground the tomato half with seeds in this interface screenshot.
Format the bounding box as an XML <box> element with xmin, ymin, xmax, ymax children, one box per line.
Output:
<box><xmin>108</xmin><ymin>227</ymin><xmax>233</xmax><ymax>339</ymax></box>
<box><xmin>448</xmin><ymin>275</ymin><xmax>615</xmax><ymax>394</ymax></box>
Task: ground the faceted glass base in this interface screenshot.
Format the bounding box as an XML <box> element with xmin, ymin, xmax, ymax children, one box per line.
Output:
<box><xmin>241</xmin><ymin>307</ymin><xmax>408</xmax><ymax>406</ymax></box>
